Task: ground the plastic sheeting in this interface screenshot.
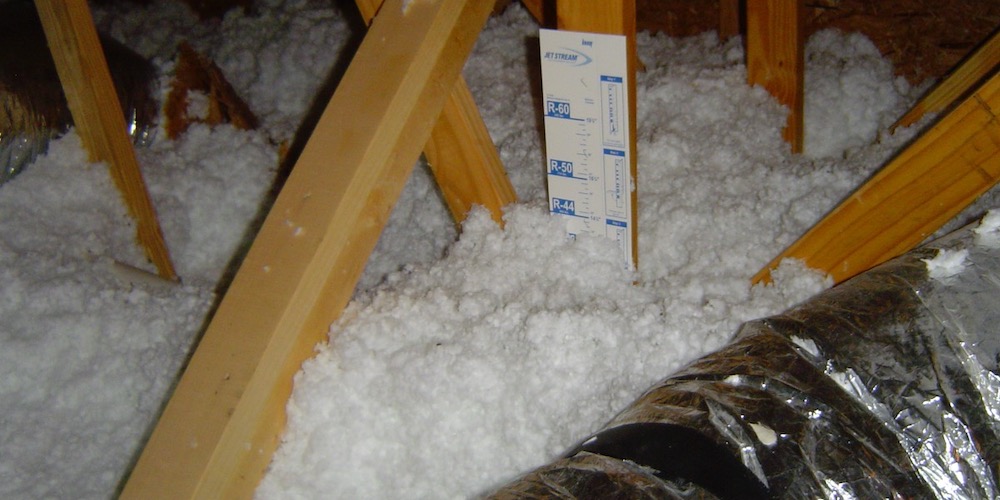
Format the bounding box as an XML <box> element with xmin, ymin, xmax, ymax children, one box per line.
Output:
<box><xmin>487</xmin><ymin>217</ymin><xmax>1000</xmax><ymax>499</ymax></box>
<box><xmin>0</xmin><ymin>1</ymin><xmax>158</xmax><ymax>185</ymax></box>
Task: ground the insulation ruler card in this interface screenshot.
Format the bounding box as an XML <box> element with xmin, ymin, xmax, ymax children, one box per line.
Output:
<box><xmin>540</xmin><ymin>29</ymin><xmax>635</xmax><ymax>271</ymax></box>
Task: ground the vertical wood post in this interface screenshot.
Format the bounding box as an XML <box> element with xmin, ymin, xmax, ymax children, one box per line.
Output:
<box><xmin>746</xmin><ymin>0</ymin><xmax>804</xmax><ymax>153</ymax></box>
<box><xmin>719</xmin><ymin>0</ymin><xmax>741</xmax><ymax>39</ymax></box>
<box><xmin>556</xmin><ymin>0</ymin><xmax>639</xmax><ymax>269</ymax></box>
<box><xmin>34</xmin><ymin>0</ymin><xmax>176</xmax><ymax>280</ymax></box>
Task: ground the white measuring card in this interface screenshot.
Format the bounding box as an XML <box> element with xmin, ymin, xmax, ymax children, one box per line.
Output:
<box><xmin>540</xmin><ymin>29</ymin><xmax>635</xmax><ymax>271</ymax></box>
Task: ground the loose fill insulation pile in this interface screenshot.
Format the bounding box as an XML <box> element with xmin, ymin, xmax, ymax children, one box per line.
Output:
<box><xmin>1</xmin><ymin>1</ymin><xmax>997</xmax><ymax>498</ymax></box>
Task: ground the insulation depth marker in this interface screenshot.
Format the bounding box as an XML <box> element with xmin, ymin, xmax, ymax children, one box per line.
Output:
<box><xmin>540</xmin><ymin>29</ymin><xmax>635</xmax><ymax>270</ymax></box>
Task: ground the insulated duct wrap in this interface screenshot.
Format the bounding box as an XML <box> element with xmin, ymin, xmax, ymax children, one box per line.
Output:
<box><xmin>488</xmin><ymin>219</ymin><xmax>1000</xmax><ymax>499</ymax></box>
<box><xmin>0</xmin><ymin>1</ymin><xmax>158</xmax><ymax>185</ymax></box>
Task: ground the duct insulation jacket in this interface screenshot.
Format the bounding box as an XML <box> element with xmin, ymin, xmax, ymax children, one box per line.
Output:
<box><xmin>488</xmin><ymin>214</ymin><xmax>1000</xmax><ymax>499</ymax></box>
<box><xmin>0</xmin><ymin>1</ymin><xmax>158</xmax><ymax>185</ymax></box>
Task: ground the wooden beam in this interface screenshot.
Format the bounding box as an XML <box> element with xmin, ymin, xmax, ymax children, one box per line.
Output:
<box><xmin>892</xmin><ymin>28</ymin><xmax>1000</xmax><ymax>132</ymax></box>
<box><xmin>754</xmin><ymin>69</ymin><xmax>1000</xmax><ymax>285</ymax></box>
<box><xmin>556</xmin><ymin>0</ymin><xmax>636</xmax><ymax>35</ymax></box>
<box><xmin>746</xmin><ymin>0</ymin><xmax>803</xmax><ymax>153</ymax></box>
<box><xmin>556</xmin><ymin>0</ymin><xmax>639</xmax><ymax>269</ymax></box>
<box><xmin>520</xmin><ymin>0</ymin><xmax>547</xmax><ymax>24</ymax></box>
<box><xmin>355</xmin><ymin>0</ymin><xmax>517</xmax><ymax>227</ymax></box>
<box><xmin>120</xmin><ymin>0</ymin><xmax>494</xmax><ymax>497</ymax></box>
<box><xmin>34</xmin><ymin>0</ymin><xmax>176</xmax><ymax>280</ymax></box>
<box><xmin>424</xmin><ymin>81</ymin><xmax>518</xmax><ymax>226</ymax></box>
<box><xmin>719</xmin><ymin>0</ymin><xmax>741</xmax><ymax>39</ymax></box>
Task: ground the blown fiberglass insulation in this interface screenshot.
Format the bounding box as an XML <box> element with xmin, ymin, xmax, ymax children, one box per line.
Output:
<box><xmin>2</xmin><ymin>2</ymin><xmax>998</xmax><ymax>498</ymax></box>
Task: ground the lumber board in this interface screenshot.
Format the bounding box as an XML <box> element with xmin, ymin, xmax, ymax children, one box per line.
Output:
<box><xmin>893</xmin><ymin>27</ymin><xmax>1000</xmax><ymax>132</ymax></box>
<box><xmin>424</xmin><ymin>81</ymin><xmax>518</xmax><ymax>226</ymax></box>
<box><xmin>520</xmin><ymin>0</ymin><xmax>546</xmax><ymax>24</ymax></box>
<box><xmin>753</xmin><ymin>68</ymin><xmax>1000</xmax><ymax>285</ymax></box>
<box><xmin>34</xmin><ymin>0</ymin><xmax>176</xmax><ymax>280</ymax></box>
<box><xmin>356</xmin><ymin>0</ymin><xmax>517</xmax><ymax>227</ymax></box>
<box><xmin>119</xmin><ymin>0</ymin><xmax>495</xmax><ymax>497</ymax></box>
<box><xmin>556</xmin><ymin>0</ymin><xmax>635</xmax><ymax>33</ymax></box>
<box><xmin>556</xmin><ymin>0</ymin><xmax>639</xmax><ymax>269</ymax></box>
<box><xmin>746</xmin><ymin>0</ymin><xmax>803</xmax><ymax>153</ymax></box>
<box><xmin>719</xmin><ymin>0</ymin><xmax>741</xmax><ymax>39</ymax></box>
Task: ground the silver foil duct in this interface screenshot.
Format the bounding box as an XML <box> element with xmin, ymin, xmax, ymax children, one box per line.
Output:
<box><xmin>0</xmin><ymin>1</ymin><xmax>158</xmax><ymax>185</ymax></box>
<box><xmin>487</xmin><ymin>218</ymin><xmax>1000</xmax><ymax>499</ymax></box>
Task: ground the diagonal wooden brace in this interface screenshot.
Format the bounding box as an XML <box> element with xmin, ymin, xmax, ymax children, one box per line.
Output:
<box><xmin>120</xmin><ymin>0</ymin><xmax>496</xmax><ymax>497</ymax></box>
<box><xmin>519</xmin><ymin>0</ymin><xmax>547</xmax><ymax>24</ymax></box>
<box><xmin>356</xmin><ymin>0</ymin><xmax>517</xmax><ymax>228</ymax></box>
<box><xmin>35</xmin><ymin>0</ymin><xmax>176</xmax><ymax>280</ymax></box>
<box><xmin>892</xmin><ymin>27</ymin><xmax>1000</xmax><ymax>132</ymax></box>
<box><xmin>754</xmin><ymin>68</ymin><xmax>1000</xmax><ymax>285</ymax></box>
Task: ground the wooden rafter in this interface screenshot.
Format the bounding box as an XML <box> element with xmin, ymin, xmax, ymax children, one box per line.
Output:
<box><xmin>120</xmin><ymin>0</ymin><xmax>495</xmax><ymax>497</ymax></box>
